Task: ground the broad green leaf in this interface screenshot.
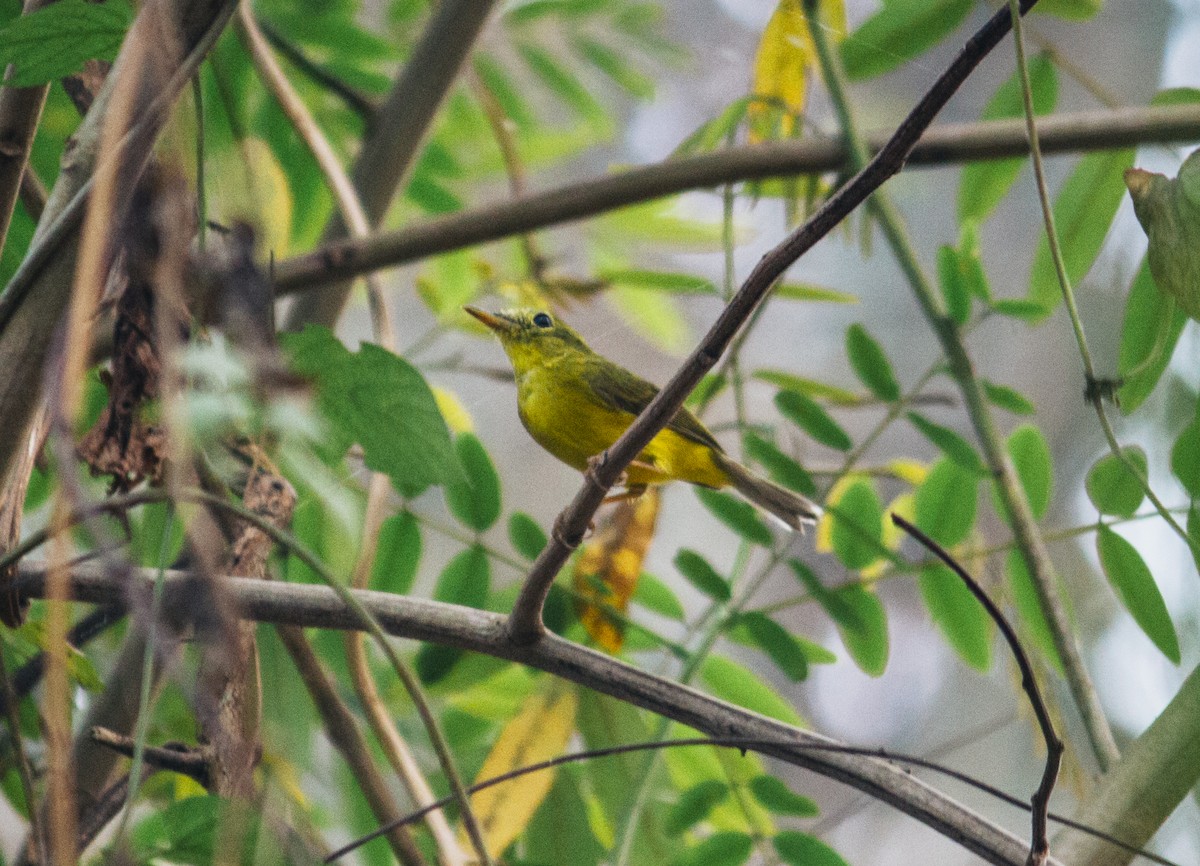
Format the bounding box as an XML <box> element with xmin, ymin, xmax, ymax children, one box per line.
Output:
<box><xmin>633</xmin><ymin>573</ymin><xmax>686</xmax><ymax>621</ymax></box>
<box><xmin>743</xmin><ymin>431</ymin><xmax>817</xmax><ymax>496</ymax></box>
<box><xmin>914</xmin><ymin>458</ymin><xmax>978</xmax><ymax>549</ymax></box>
<box><xmin>775</xmin><ymin>831</ymin><xmax>850</xmax><ymax>866</ymax></box>
<box><xmin>1086</xmin><ymin>448</ymin><xmax>1147</xmax><ymax>517</ymax></box>
<box><xmin>773</xmin><ymin>283</ymin><xmax>858</xmax><ymax>304</ymax></box>
<box><xmin>1028</xmin><ymin>148</ymin><xmax>1135</xmax><ymax>316</ymax></box>
<box><xmin>371</xmin><ymin>511</ymin><xmax>421</xmax><ymax>594</ymax></box>
<box><xmin>906</xmin><ymin>413</ymin><xmax>984</xmax><ymax>473</ymax></box>
<box><xmin>982</xmin><ymin>380</ymin><xmax>1036</xmax><ymax>416</ymax></box>
<box><xmin>1006</xmin><ymin>550</ymin><xmax>1065</xmax><ymax>674</ymax></box>
<box><xmin>1007</xmin><ymin>424</ymin><xmax>1053</xmax><ymax>519</ymax></box>
<box><xmin>756</xmin><ymin>371</ymin><xmax>859</xmax><ymax>405</ymax></box>
<box><xmin>1032</xmin><ymin>0</ymin><xmax>1102</xmax><ymax>20</ymax></box>
<box><xmin>790</xmin><ymin>560</ymin><xmax>888</xmax><ymax>675</ymax></box>
<box><xmin>830</xmin><ymin>479</ymin><xmax>883</xmax><ymax>570</ymax></box>
<box><xmin>748</xmin><ymin>776</ymin><xmax>818</xmax><ymax>817</ymax></box>
<box><xmin>1189</xmin><ymin>508</ymin><xmax>1200</xmax><ymax>576</ymax></box>
<box><xmin>700</xmin><ymin>656</ymin><xmax>803</xmax><ymax>725</ymax></box>
<box><xmin>936</xmin><ymin>245</ymin><xmax>971</xmax><ymax>325</ymax></box>
<box><xmin>444</xmin><ymin>433</ymin><xmax>501</xmax><ymax>532</ymax></box>
<box><xmin>1117</xmin><ymin>258</ymin><xmax>1187</xmax><ymax>413</ymax></box>
<box><xmin>696</xmin><ymin>488</ymin><xmax>774</xmax><ymax>547</ymax></box>
<box><xmin>508</xmin><ymin>512</ymin><xmax>548</xmax><ymax>560</ymax></box>
<box><xmin>671</xmin><ymin>831</ymin><xmax>753</xmax><ymax>866</ymax></box>
<box><xmin>736</xmin><ymin>612</ymin><xmax>809</xmax><ymax>681</ymax></box>
<box><xmin>840</xmin><ymin>0</ymin><xmax>973</xmax><ymax>81</ymax></box>
<box><xmin>675</xmin><ymin>549</ymin><xmax>731</xmax><ymax>601</ymax></box>
<box><xmin>0</xmin><ymin>0</ymin><xmax>131</xmax><ymax>86</ymax></box>
<box><xmin>918</xmin><ymin>565</ymin><xmax>991</xmax><ymax>671</ymax></box>
<box><xmin>1172</xmin><ymin>413</ymin><xmax>1200</xmax><ymax>498</ymax></box>
<box><xmin>1096</xmin><ymin>526</ymin><xmax>1180</xmax><ymax>664</ymax></box>
<box><xmin>416</xmin><ymin>546</ymin><xmax>490</xmax><ymax>684</ymax></box>
<box><xmin>666</xmin><ymin>781</ymin><xmax>729</xmax><ymax>836</ymax></box>
<box><xmin>776</xmin><ymin>390</ymin><xmax>852</xmax><ymax>451</ymax></box>
<box><xmin>128</xmin><ymin>796</ymin><xmax>222</xmax><ymax>864</ymax></box>
<box><xmin>845</xmin><ymin>324</ymin><xmax>900</xmax><ymax>401</ymax></box>
<box><xmin>958</xmin><ymin>54</ymin><xmax>1058</xmax><ymax>223</ymax></box>
<box><xmin>283</xmin><ymin>327</ymin><xmax>460</xmax><ymax>497</ymax></box>
<box><xmin>991</xmin><ymin>298</ymin><xmax>1051</xmax><ymax>320</ymax></box>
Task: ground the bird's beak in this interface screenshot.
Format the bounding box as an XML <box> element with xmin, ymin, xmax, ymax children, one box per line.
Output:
<box><xmin>463</xmin><ymin>306</ymin><xmax>515</xmax><ymax>335</ymax></box>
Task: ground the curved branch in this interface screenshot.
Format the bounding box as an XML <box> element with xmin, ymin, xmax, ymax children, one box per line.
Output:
<box><xmin>271</xmin><ymin>102</ymin><xmax>1200</xmax><ymax>296</ymax></box>
<box><xmin>17</xmin><ymin>560</ymin><xmax>1044</xmax><ymax>866</ymax></box>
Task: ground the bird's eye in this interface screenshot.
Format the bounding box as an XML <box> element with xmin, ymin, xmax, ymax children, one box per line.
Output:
<box><xmin>532</xmin><ymin>312</ymin><xmax>552</xmax><ymax>328</ymax></box>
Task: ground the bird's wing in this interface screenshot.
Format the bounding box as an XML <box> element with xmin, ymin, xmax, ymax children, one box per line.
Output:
<box><xmin>583</xmin><ymin>361</ymin><xmax>725</xmax><ymax>454</ymax></box>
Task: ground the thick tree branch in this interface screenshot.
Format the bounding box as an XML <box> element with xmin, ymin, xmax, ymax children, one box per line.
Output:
<box><xmin>505</xmin><ymin>0</ymin><xmax>1042</xmax><ymax>644</ymax></box>
<box><xmin>17</xmin><ymin>560</ymin><xmax>1046</xmax><ymax>866</ymax></box>
<box><xmin>271</xmin><ymin>102</ymin><xmax>1200</xmax><ymax>296</ymax></box>
<box><xmin>281</xmin><ymin>0</ymin><xmax>498</xmax><ymax>330</ymax></box>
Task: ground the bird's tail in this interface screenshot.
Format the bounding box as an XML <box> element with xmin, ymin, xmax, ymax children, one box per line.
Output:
<box><xmin>715</xmin><ymin>453</ymin><xmax>822</xmax><ymax>532</ymax></box>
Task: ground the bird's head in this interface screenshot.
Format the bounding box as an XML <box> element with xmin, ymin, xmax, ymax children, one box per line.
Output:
<box><xmin>464</xmin><ymin>306</ymin><xmax>590</xmax><ymax>374</ymax></box>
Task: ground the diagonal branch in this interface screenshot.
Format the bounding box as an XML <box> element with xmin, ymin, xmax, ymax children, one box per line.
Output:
<box><xmin>270</xmin><ymin>102</ymin><xmax>1200</xmax><ymax>296</ymax></box>
<box><xmin>504</xmin><ymin>0</ymin><xmax>1043</xmax><ymax>645</ymax></box>
<box><xmin>17</xmin><ymin>560</ymin><xmax>1047</xmax><ymax>866</ymax></box>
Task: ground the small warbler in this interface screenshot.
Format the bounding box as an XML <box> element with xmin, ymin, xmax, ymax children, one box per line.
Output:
<box><xmin>465</xmin><ymin>306</ymin><xmax>821</xmax><ymax>531</ymax></box>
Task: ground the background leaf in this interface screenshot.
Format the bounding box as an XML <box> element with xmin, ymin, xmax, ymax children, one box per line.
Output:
<box><xmin>1096</xmin><ymin>526</ymin><xmax>1180</xmax><ymax>664</ymax></box>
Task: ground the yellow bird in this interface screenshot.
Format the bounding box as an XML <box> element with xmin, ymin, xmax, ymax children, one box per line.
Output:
<box><xmin>465</xmin><ymin>306</ymin><xmax>821</xmax><ymax>531</ymax></box>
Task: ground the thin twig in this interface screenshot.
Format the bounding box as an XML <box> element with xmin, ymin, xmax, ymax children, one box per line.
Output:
<box><xmin>506</xmin><ymin>0</ymin><xmax>1045</xmax><ymax>645</ymax></box>
<box><xmin>270</xmin><ymin>102</ymin><xmax>1200</xmax><ymax>295</ymax></box>
<box><xmin>88</xmin><ymin>727</ymin><xmax>210</xmax><ymax>786</ymax></box>
<box><xmin>256</xmin><ymin>17</ymin><xmax>378</xmax><ymax>123</ymax></box>
<box><xmin>892</xmin><ymin>514</ymin><xmax>1062</xmax><ymax>865</ymax></box>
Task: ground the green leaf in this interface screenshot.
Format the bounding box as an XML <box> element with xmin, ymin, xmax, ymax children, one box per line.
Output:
<box><xmin>1007</xmin><ymin>424</ymin><xmax>1053</xmax><ymax>519</ymax></box>
<box><xmin>1006</xmin><ymin>550</ymin><xmax>1065</xmax><ymax>674</ymax></box>
<box><xmin>695</xmin><ymin>488</ymin><xmax>774</xmax><ymax>547</ymax></box>
<box><xmin>958</xmin><ymin>54</ymin><xmax>1058</xmax><ymax>223</ymax></box>
<box><xmin>773</xmin><ymin>283</ymin><xmax>858</xmax><ymax>304</ymax></box>
<box><xmin>1189</xmin><ymin>508</ymin><xmax>1200</xmax><ymax>576</ymax></box>
<box><xmin>736</xmin><ymin>612</ymin><xmax>809</xmax><ymax>681</ymax></box>
<box><xmin>748</xmin><ymin>776</ymin><xmax>818</xmax><ymax>817</ymax></box>
<box><xmin>416</xmin><ymin>546</ymin><xmax>491</xmax><ymax>684</ymax></box>
<box><xmin>1096</xmin><ymin>526</ymin><xmax>1180</xmax><ymax>664</ymax></box>
<box><xmin>1117</xmin><ymin>258</ymin><xmax>1187</xmax><ymax>413</ymax></box>
<box><xmin>982</xmin><ymin>380</ymin><xmax>1036</xmax><ymax>416</ymax></box>
<box><xmin>1172</xmin><ymin>413</ymin><xmax>1200</xmax><ymax>498</ymax></box>
<box><xmin>936</xmin><ymin>245</ymin><xmax>972</xmax><ymax>325</ymax></box>
<box><xmin>518</xmin><ymin>42</ymin><xmax>605</xmax><ymax>122</ymax></box>
<box><xmin>474</xmin><ymin>54</ymin><xmax>536</xmax><ymax>128</ymax></box>
<box><xmin>671</xmin><ymin>831</ymin><xmax>753</xmax><ymax>866</ymax></box>
<box><xmin>283</xmin><ymin>327</ymin><xmax>460</xmax><ymax>497</ymax></box>
<box><xmin>700</xmin><ymin>655</ymin><xmax>803</xmax><ymax>725</ymax></box>
<box><xmin>1086</xmin><ymin>448</ymin><xmax>1147</xmax><ymax>517</ymax></box>
<box><xmin>914</xmin><ymin>458</ymin><xmax>979</xmax><ymax>549</ymax></box>
<box><xmin>743</xmin><ymin>431</ymin><xmax>817</xmax><ymax>496</ymax></box>
<box><xmin>1027</xmin><ymin>148</ymin><xmax>1135</xmax><ymax>317</ymax></box>
<box><xmin>755</xmin><ymin>370</ymin><xmax>859</xmax><ymax>405</ymax></box>
<box><xmin>574</xmin><ymin>34</ymin><xmax>654</xmax><ymax>98</ymax></box>
<box><xmin>674</xmin><ymin>549</ymin><xmax>731</xmax><ymax>601</ymax></box>
<box><xmin>774</xmin><ymin>831</ymin><xmax>850</xmax><ymax>866</ymax></box>
<box><xmin>128</xmin><ymin>795</ymin><xmax>222</xmax><ymax>864</ymax></box>
<box><xmin>600</xmin><ymin>268</ymin><xmax>717</xmax><ymax>295</ymax></box>
<box><xmin>443</xmin><ymin>433</ymin><xmax>501</xmax><ymax>532</ymax></box>
<box><xmin>0</xmin><ymin>0</ymin><xmax>131</xmax><ymax>87</ymax></box>
<box><xmin>830</xmin><ymin>479</ymin><xmax>884</xmax><ymax>570</ymax></box>
<box><xmin>371</xmin><ymin>511</ymin><xmax>421</xmax><ymax>594</ymax></box>
<box><xmin>1032</xmin><ymin>0</ymin><xmax>1101</xmax><ymax>20</ymax></box>
<box><xmin>508</xmin><ymin>512</ymin><xmax>547</xmax><ymax>560</ymax></box>
<box><xmin>906</xmin><ymin>412</ymin><xmax>984</xmax><ymax>473</ymax></box>
<box><xmin>666</xmin><ymin>781</ymin><xmax>729</xmax><ymax>836</ymax></box>
<box><xmin>918</xmin><ymin>565</ymin><xmax>991</xmax><ymax>671</ymax></box>
<box><xmin>776</xmin><ymin>390</ymin><xmax>852</xmax><ymax>451</ymax></box>
<box><xmin>633</xmin><ymin>573</ymin><xmax>686</xmax><ymax>621</ymax></box>
<box><xmin>845</xmin><ymin>324</ymin><xmax>900</xmax><ymax>401</ymax></box>
<box><xmin>675</xmin><ymin>96</ymin><xmax>755</xmax><ymax>155</ymax></box>
<box><xmin>840</xmin><ymin>0</ymin><xmax>974</xmax><ymax>80</ymax></box>
<box><xmin>791</xmin><ymin>560</ymin><xmax>888</xmax><ymax>676</ymax></box>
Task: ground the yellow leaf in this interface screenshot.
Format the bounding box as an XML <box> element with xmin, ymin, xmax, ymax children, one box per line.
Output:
<box><xmin>572</xmin><ymin>489</ymin><xmax>661</xmax><ymax>653</ymax></box>
<box><xmin>210</xmin><ymin>137</ymin><xmax>293</xmax><ymax>257</ymax></box>
<box><xmin>463</xmin><ymin>685</ymin><xmax>579</xmax><ymax>858</ymax></box>
<box><xmin>814</xmin><ymin>472</ymin><xmax>864</xmax><ymax>554</ymax></box>
<box><xmin>887</xmin><ymin>458</ymin><xmax>929</xmax><ymax>486</ymax></box>
<box><xmin>433</xmin><ymin>387</ymin><xmax>474</xmax><ymax>435</ymax></box>
<box><xmin>861</xmin><ymin>492</ymin><xmax>914</xmax><ymax>580</ymax></box>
